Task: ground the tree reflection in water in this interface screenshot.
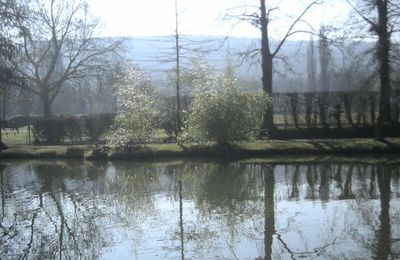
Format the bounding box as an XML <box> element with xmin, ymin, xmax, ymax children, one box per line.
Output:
<box><xmin>0</xmin><ymin>159</ymin><xmax>399</xmax><ymax>259</ymax></box>
<box><xmin>377</xmin><ymin>165</ymin><xmax>391</xmax><ymax>259</ymax></box>
<box><xmin>263</xmin><ymin>165</ymin><xmax>275</xmax><ymax>260</ymax></box>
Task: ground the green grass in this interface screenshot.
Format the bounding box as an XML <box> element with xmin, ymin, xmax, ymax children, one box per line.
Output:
<box><xmin>2</xmin><ymin>129</ymin><xmax>28</xmax><ymax>145</ymax></box>
<box><xmin>92</xmin><ymin>138</ymin><xmax>400</xmax><ymax>160</ymax></box>
<box><xmin>1</xmin><ymin>144</ymin><xmax>92</xmax><ymax>159</ymax></box>
<box><xmin>1</xmin><ymin>137</ymin><xmax>400</xmax><ymax>160</ymax></box>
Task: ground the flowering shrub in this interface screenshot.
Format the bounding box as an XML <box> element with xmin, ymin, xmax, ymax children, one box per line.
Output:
<box><xmin>179</xmin><ymin>59</ymin><xmax>269</xmax><ymax>144</ymax></box>
<box><xmin>106</xmin><ymin>63</ymin><xmax>158</xmax><ymax>146</ymax></box>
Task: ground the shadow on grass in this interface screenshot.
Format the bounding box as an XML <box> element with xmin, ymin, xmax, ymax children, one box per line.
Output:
<box><xmin>379</xmin><ymin>139</ymin><xmax>400</xmax><ymax>150</ymax></box>
<box><xmin>306</xmin><ymin>141</ymin><xmax>332</xmax><ymax>151</ymax></box>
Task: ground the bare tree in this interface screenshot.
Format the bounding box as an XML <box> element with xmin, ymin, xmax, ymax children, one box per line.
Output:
<box><xmin>12</xmin><ymin>0</ymin><xmax>122</xmax><ymax>119</ymax></box>
<box><xmin>174</xmin><ymin>0</ymin><xmax>182</xmax><ymax>134</ymax></box>
<box><xmin>318</xmin><ymin>26</ymin><xmax>332</xmax><ymax>128</ymax></box>
<box><xmin>306</xmin><ymin>35</ymin><xmax>317</xmax><ymax>127</ymax></box>
<box><xmin>319</xmin><ymin>26</ymin><xmax>332</xmax><ymax>93</ymax></box>
<box><xmin>346</xmin><ymin>0</ymin><xmax>400</xmax><ymax>140</ymax></box>
<box><xmin>229</xmin><ymin>0</ymin><xmax>321</xmax><ymax>134</ymax></box>
<box><xmin>307</xmin><ymin>35</ymin><xmax>317</xmax><ymax>92</ymax></box>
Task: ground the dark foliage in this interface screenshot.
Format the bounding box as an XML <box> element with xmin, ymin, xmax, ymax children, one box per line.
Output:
<box><xmin>32</xmin><ymin>118</ymin><xmax>66</xmax><ymax>144</ymax></box>
<box><xmin>63</xmin><ymin>116</ymin><xmax>82</xmax><ymax>142</ymax></box>
<box><xmin>0</xmin><ymin>141</ymin><xmax>7</xmax><ymax>150</ymax></box>
<box><xmin>65</xmin><ymin>147</ymin><xmax>84</xmax><ymax>158</ymax></box>
<box><xmin>32</xmin><ymin>114</ymin><xmax>114</xmax><ymax>144</ymax></box>
<box><xmin>272</xmin><ymin>91</ymin><xmax>400</xmax><ymax>129</ymax></box>
<box><xmin>268</xmin><ymin>124</ymin><xmax>400</xmax><ymax>140</ymax></box>
<box><xmin>6</xmin><ymin>116</ymin><xmax>41</xmax><ymax>129</ymax></box>
<box><xmin>83</xmin><ymin>114</ymin><xmax>112</xmax><ymax>142</ymax></box>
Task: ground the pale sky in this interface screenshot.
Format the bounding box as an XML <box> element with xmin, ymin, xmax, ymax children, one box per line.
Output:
<box><xmin>89</xmin><ymin>0</ymin><xmax>351</xmax><ymax>38</ymax></box>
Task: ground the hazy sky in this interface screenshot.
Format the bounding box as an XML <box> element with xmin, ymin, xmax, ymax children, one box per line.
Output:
<box><xmin>89</xmin><ymin>0</ymin><xmax>351</xmax><ymax>38</ymax></box>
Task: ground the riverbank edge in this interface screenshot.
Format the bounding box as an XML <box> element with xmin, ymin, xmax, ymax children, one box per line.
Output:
<box><xmin>1</xmin><ymin>138</ymin><xmax>400</xmax><ymax>161</ymax></box>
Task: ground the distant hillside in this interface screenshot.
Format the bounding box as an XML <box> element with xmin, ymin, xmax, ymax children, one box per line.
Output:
<box><xmin>122</xmin><ymin>35</ymin><xmax>374</xmax><ymax>93</ymax></box>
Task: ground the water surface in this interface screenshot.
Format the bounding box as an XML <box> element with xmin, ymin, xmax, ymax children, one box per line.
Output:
<box><xmin>0</xmin><ymin>159</ymin><xmax>399</xmax><ymax>259</ymax></box>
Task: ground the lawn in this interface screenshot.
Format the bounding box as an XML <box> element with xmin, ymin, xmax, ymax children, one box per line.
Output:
<box><xmin>2</xmin><ymin>128</ymin><xmax>29</xmax><ymax>145</ymax></box>
<box><xmin>1</xmin><ymin>127</ymin><xmax>399</xmax><ymax>160</ymax></box>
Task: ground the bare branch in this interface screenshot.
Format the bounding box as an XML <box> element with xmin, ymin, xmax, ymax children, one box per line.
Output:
<box><xmin>345</xmin><ymin>0</ymin><xmax>376</xmax><ymax>30</ymax></box>
<box><xmin>272</xmin><ymin>0</ymin><xmax>322</xmax><ymax>57</ymax></box>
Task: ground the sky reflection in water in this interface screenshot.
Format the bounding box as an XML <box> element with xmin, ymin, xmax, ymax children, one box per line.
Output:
<box><xmin>0</xmin><ymin>159</ymin><xmax>399</xmax><ymax>259</ymax></box>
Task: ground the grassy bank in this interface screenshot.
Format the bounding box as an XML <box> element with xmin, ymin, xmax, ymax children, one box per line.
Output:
<box><xmin>1</xmin><ymin>138</ymin><xmax>400</xmax><ymax>160</ymax></box>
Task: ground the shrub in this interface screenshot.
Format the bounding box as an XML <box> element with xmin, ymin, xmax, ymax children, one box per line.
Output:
<box><xmin>32</xmin><ymin>118</ymin><xmax>66</xmax><ymax>144</ymax></box>
<box><xmin>106</xmin><ymin>63</ymin><xmax>158</xmax><ymax>146</ymax></box>
<box><xmin>8</xmin><ymin>116</ymin><xmax>40</xmax><ymax>128</ymax></box>
<box><xmin>85</xmin><ymin>146</ymin><xmax>109</xmax><ymax>160</ymax></box>
<box><xmin>180</xmin><ymin>60</ymin><xmax>269</xmax><ymax>144</ymax></box>
<box><xmin>65</xmin><ymin>147</ymin><xmax>84</xmax><ymax>158</ymax></box>
<box><xmin>158</xmin><ymin>102</ymin><xmax>177</xmax><ymax>138</ymax></box>
<box><xmin>63</xmin><ymin>116</ymin><xmax>82</xmax><ymax>142</ymax></box>
<box><xmin>31</xmin><ymin>114</ymin><xmax>113</xmax><ymax>144</ymax></box>
<box><xmin>83</xmin><ymin>115</ymin><xmax>109</xmax><ymax>142</ymax></box>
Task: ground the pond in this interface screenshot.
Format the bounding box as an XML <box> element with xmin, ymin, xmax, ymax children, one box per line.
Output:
<box><xmin>0</xmin><ymin>158</ymin><xmax>399</xmax><ymax>259</ymax></box>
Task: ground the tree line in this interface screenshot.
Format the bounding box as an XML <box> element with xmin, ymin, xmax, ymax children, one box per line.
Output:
<box><xmin>1</xmin><ymin>0</ymin><xmax>400</xmax><ymax>146</ymax></box>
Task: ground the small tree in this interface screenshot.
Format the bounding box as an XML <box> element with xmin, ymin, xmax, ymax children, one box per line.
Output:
<box><xmin>106</xmin><ymin>63</ymin><xmax>158</xmax><ymax>147</ymax></box>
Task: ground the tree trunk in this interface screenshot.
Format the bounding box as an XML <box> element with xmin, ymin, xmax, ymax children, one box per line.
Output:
<box><xmin>318</xmin><ymin>93</ymin><xmax>329</xmax><ymax>129</ymax></box>
<box><xmin>0</xmin><ymin>92</ymin><xmax>7</xmax><ymax>148</ymax></box>
<box><xmin>304</xmin><ymin>92</ymin><xmax>314</xmax><ymax>128</ymax></box>
<box><xmin>376</xmin><ymin>164</ymin><xmax>391</xmax><ymax>259</ymax></box>
<box><xmin>262</xmin><ymin>55</ymin><xmax>274</xmax><ymax>131</ymax></box>
<box><xmin>178</xmin><ymin>179</ymin><xmax>184</xmax><ymax>260</ymax></box>
<box><xmin>375</xmin><ymin>0</ymin><xmax>392</xmax><ymax>140</ymax></box>
<box><xmin>2</xmin><ymin>89</ymin><xmax>6</xmax><ymax>122</ymax></box>
<box><xmin>174</xmin><ymin>0</ymin><xmax>182</xmax><ymax>136</ymax></box>
<box><xmin>289</xmin><ymin>94</ymin><xmax>299</xmax><ymax>129</ymax></box>
<box><xmin>343</xmin><ymin>94</ymin><xmax>354</xmax><ymax>126</ymax></box>
<box><xmin>0</xmin><ymin>94</ymin><xmax>3</xmax><ymax>143</ymax></box>
<box><xmin>263</xmin><ymin>165</ymin><xmax>275</xmax><ymax>260</ymax></box>
<box><xmin>42</xmin><ymin>88</ymin><xmax>53</xmax><ymax>119</ymax></box>
<box><xmin>0</xmin><ymin>109</ymin><xmax>2</xmax><ymax>144</ymax></box>
<box><xmin>260</xmin><ymin>0</ymin><xmax>274</xmax><ymax>133</ymax></box>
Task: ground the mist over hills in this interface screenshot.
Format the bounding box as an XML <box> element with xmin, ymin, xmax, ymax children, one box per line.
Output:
<box><xmin>123</xmin><ymin>35</ymin><xmax>372</xmax><ymax>93</ymax></box>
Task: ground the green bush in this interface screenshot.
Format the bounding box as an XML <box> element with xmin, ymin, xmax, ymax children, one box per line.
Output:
<box><xmin>180</xmin><ymin>60</ymin><xmax>269</xmax><ymax>144</ymax></box>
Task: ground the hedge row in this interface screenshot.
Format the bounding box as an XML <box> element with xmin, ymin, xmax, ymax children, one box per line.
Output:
<box><xmin>32</xmin><ymin>114</ymin><xmax>114</xmax><ymax>144</ymax></box>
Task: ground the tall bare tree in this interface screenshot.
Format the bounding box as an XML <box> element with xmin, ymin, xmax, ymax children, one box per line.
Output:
<box><xmin>174</xmin><ymin>0</ymin><xmax>182</xmax><ymax>135</ymax></box>
<box><xmin>12</xmin><ymin>0</ymin><xmax>122</xmax><ymax>119</ymax></box>
<box><xmin>231</xmin><ymin>0</ymin><xmax>321</xmax><ymax>134</ymax></box>
<box><xmin>317</xmin><ymin>26</ymin><xmax>332</xmax><ymax>128</ymax></box>
<box><xmin>307</xmin><ymin>35</ymin><xmax>317</xmax><ymax>92</ymax></box>
<box><xmin>319</xmin><ymin>26</ymin><xmax>331</xmax><ymax>93</ymax></box>
<box><xmin>346</xmin><ymin>0</ymin><xmax>400</xmax><ymax>140</ymax></box>
<box><xmin>306</xmin><ymin>35</ymin><xmax>317</xmax><ymax>127</ymax></box>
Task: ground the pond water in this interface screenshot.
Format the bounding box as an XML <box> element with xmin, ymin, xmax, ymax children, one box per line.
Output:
<box><xmin>0</xmin><ymin>158</ymin><xmax>399</xmax><ymax>259</ymax></box>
